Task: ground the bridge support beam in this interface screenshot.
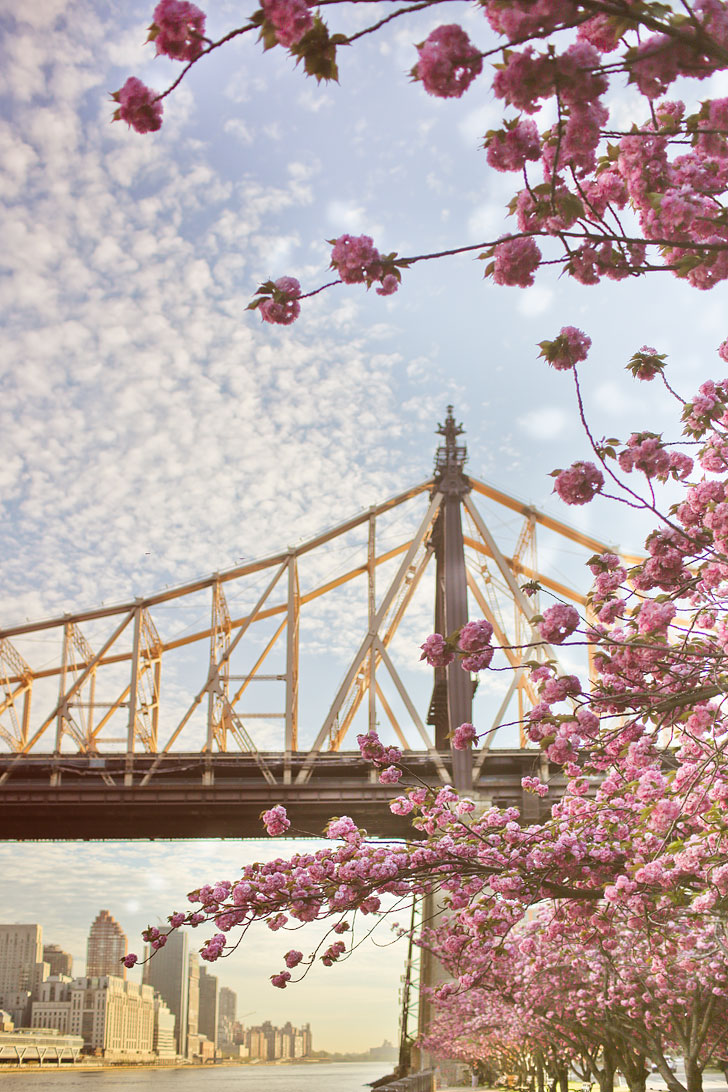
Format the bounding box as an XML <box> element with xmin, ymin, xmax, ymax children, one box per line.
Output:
<box><xmin>430</xmin><ymin>407</ymin><xmax>473</xmax><ymax>793</ymax></box>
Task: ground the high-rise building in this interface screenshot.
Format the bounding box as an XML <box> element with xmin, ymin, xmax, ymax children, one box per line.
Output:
<box><xmin>0</xmin><ymin>924</ymin><xmax>46</xmax><ymax>1026</ymax></box>
<box><xmin>32</xmin><ymin>975</ymin><xmax>176</xmax><ymax>1061</ymax></box>
<box><xmin>218</xmin><ymin>986</ymin><xmax>236</xmax><ymax>1046</ymax></box>
<box><xmin>74</xmin><ymin>976</ymin><xmax>154</xmax><ymax>1058</ymax></box>
<box><xmin>86</xmin><ymin>911</ymin><xmax>127</xmax><ymax>979</ymax></box>
<box><xmin>301</xmin><ymin>1022</ymin><xmax>312</xmax><ymax>1057</ymax></box>
<box><xmin>31</xmin><ymin>975</ymin><xmax>73</xmax><ymax>1033</ymax></box>
<box><xmin>153</xmin><ymin>996</ymin><xmax>177</xmax><ymax>1058</ymax></box>
<box><xmin>43</xmin><ymin>945</ymin><xmax>73</xmax><ymax>978</ymax></box>
<box><xmin>142</xmin><ymin>929</ymin><xmax>188</xmax><ymax>1057</ymax></box>
<box><xmin>198</xmin><ymin>965</ymin><xmax>219</xmax><ymax>1048</ymax></box>
<box><xmin>244</xmin><ymin>1019</ymin><xmax>312</xmax><ymax>1061</ymax></box>
<box><xmin>187</xmin><ymin>953</ymin><xmax>199</xmax><ymax>1059</ymax></box>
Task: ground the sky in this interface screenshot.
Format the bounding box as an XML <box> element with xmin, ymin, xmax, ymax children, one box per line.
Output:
<box><xmin>1</xmin><ymin>0</ymin><xmax>728</xmax><ymax>1055</ymax></box>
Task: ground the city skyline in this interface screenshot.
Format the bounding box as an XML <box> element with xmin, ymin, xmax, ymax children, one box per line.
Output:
<box><xmin>0</xmin><ymin>912</ymin><xmax>318</xmax><ymax>1062</ymax></box>
<box><xmin>0</xmin><ymin>843</ymin><xmax>402</xmax><ymax>1052</ymax></box>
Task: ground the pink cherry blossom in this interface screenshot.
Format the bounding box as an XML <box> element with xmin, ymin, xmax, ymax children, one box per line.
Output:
<box><xmin>461</xmin><ymin>647</ymin><xmax>494</xmax><ymax>672</ymax></box>
<box><xmin>521</xmin><ymin>776</ymin><xmax>549</xmax><ymax>797</ymax></box>
<box><xmin>114</xmin><ymin>78</ymin><xmax>163</xmax><ymax>133</ymax></box>
<box><xmin>376</xmin><ymin>273</ymin><xmax>399</xmax><ymax>296</ymax></box>
<box><xmin>485</xmin><ymin>119</ymin><xmax>541</xmax><ymax>172</ymax></box>
<box><xmin>540</xmin><ymin>326</ymin><xmax>592</xmax><ymax>370</ymax></box>
<box><xmin>261</xmin><ymin>804</ymin><xmax>290</xmax><ymax>836</ymax></box>
<box><xmin>539</xmin><ymin>604</ymin><xmax>580</xmax><ymax>644</ymax></box>
<box><xmin>554</xmin><ymin>461</ymin><xmax>604</xmax><ymax>505</ymax></box>
<box><xmin>330</xmin><ymin>234</ymin><xmax>382</xmax><ymax>284</ymax></box>
<box><xmin>618</xmin><ymin>433</ymin><xmax>671</xmax><ymax>479</ymax></box>
<box><xmin>259</xmin><ymin>276</ymin><xmax>301</xmax><ymax>326</ymax></box>
<box><xmin>493</xmin><ymin>236</ymin><xmax>541</xmax><ymax>286</ymax></box>
<box><xmin>261</xmin><ymin>0</ymin><xmax>313</xmax><ymax>48</ymax></box>
<box><xmin>452</xmin><ymin>722</ymin><xmax>478</xmax><ymax>749</ymax></box>
<box><xmin>152</xmin><ymin>0</ymin><xmax>206</xmax><ymax>62</ymax></box>
<box><xmin>420</xmin><ymin>633</ymin><xmax>454</xmax><ymax>667</ymax></box>
<box><xmin>637</xmin><ymin>599</ymin><xmax>676</xmax><ymax>634</ymax></box>
<box><xmin>415</xmin><ymin>25</ymin><xmax>483</xmax><ymax>99</ymax></box>
<box><xmin>459</xmin><ymin>619</ymin><xmax>494</xmax><ymax>651</ymax></box>
<box><xmin>325</xmin><ymin>816</ymin><xmax>362</xmax><ymax>842</ymax></box>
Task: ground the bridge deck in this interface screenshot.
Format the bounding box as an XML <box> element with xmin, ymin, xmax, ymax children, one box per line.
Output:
<box><xmin>0</xmin><ymin>750</ymin><xmax>559</xmax><ymax>840</ymax></box>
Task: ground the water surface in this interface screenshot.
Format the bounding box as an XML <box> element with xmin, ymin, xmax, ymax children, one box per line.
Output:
<box><xmin>0</xmin><ymin>1061</ymin><xmax>389</xmax><ymax>1092</ymax></box>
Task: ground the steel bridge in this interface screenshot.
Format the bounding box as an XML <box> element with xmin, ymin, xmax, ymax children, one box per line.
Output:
<box><xmin>0</xmin><ymin>409</ymin><xmax>612</xmax><ymax>841</ymax></box>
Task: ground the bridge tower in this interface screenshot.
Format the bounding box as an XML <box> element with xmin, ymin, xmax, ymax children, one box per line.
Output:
<box><xmin>429</xmin><ymin>406</ymin><xmax>473</xmax><ymax>793</ymax></box>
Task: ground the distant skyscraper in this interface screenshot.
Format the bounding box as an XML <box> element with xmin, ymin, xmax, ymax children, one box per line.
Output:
<box><xmin>43</xmin><ymin>944</ymin><xmax>73</xmax><ymax>978</ymax></box>
<box><xmin>142</xmin><ymin>928</ymin><xmax>188</xmax><ymax>1057</ymax></box>
<box><xmin>187</xmin><ymin>953</ymin><xmax>200</xmax><ymax>1059</ymax></box>
<box><xmin>218</xmin><ymin>986</ymin><xmax>236</xmax><ymax>1045</ymax></box>
<box><xmin>86</xmin><ymin>911</ymin><xmax>127</xmax><ymax>979</ymax></box>
<box><xmin>198</xmin><ymin>965</ymin><xmax>219</xmax><ymax>1048</ymax></box>
<box><xmin>0</xmin><ymin>923</ymin><xmax>46</xmax><ymax>1026</ymax></box>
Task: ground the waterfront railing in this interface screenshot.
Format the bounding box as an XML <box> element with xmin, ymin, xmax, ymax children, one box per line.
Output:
<box><xmin>377</xmin><ymin>1070</ymin><xmax>436</xmax><ymax>1092</ymax></box>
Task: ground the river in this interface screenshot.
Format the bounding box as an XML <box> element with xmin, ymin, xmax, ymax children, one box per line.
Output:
<box><xmin>0</xmin><ymin>1062</ymin><xmax>390</xmax><ymax>1092</ymax></box>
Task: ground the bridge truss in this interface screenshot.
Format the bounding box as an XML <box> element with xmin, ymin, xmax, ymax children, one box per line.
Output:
<box><xmin>0</xmin><ymin>410</ymin><xmax>615</xmax><ymax>840</ymax></box>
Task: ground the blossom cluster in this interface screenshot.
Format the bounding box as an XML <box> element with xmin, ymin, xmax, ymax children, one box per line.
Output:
<box><xmin>261</xmin><ymin>0</ymin><xmax>313</xmax><ymax>48</ymax></box>
<box><xmin>413</xmin><ymin>25</ymin><xmax>483</xmax><ymax>99</ymax></box>
<box><xmin>149</xmin><ymin>0</ymin><xmax>206</xmax><ymax>61</ymax></box>
<box><xmin>329</xmin><ymin>235</ymin><xmax>400</xmax><ymax>296</ymax></box>
<box><xmin>420</xmin><ymin>619</ymin><xmax>495</xmax><ymax>673</ymax></box>
<box><xmin>249</xmin><ymin>277</ymin><xmax>302</xmax><ymax>326</ymax></box>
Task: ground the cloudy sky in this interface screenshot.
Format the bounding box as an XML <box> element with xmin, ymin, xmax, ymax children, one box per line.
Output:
<box><xmin>1</xmin><ymin>0</ymin><xmax>728</xmax><ymax>1054</ymax></box>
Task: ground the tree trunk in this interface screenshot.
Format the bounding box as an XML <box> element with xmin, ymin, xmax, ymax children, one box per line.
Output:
<box><xmin>558</xmin><ymin>1065</ymin><xmax>569</xmax><ymax>1092</ymax></box>
<box><xmin>684</xmin><ymin>1058</ymin><xmax>703</xmax><ymax>1092</ymax></box>
<box><xmin>594</xmin><ymin>1045</ymin><xmax>617</xmax><ymax>1092</ymax></box>
<box><xmin>617</xmin><ymin>1049</ymin><xmax>648</xmax><ymax>1092</ymax></box>
<box><xmin>536</xmin><ymin>1054</ymin><xmax>545</xmax><ymax>1092</ymax></box>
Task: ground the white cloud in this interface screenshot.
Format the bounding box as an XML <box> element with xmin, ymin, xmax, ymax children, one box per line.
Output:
<box><xmin>467</xmin><ymin>201</ymin><xmax>504</xmax><ymax>240</ymax></box>
<box><xmin>223</xmin><ymin>118</ymin><xmax>254</xmax><ymax>145</ymax></box>
<box><xmin>518</xmin><ymin>285</ymin><xmax>555</xmax><ymax>317</ymax></box>
<box><xmin>517</xmin><ymin>407</ymin><xmax>570</xmax><ymax>440</ymax></box>
<box><xmin>457</xmin><ymin>102</ymin><xmax>501</xmax><ymax>147</ymax></box>
<box><xmin>326</xmin><ymin>200</ymin><xmax>370</xmax><ymax>232</ymax></box>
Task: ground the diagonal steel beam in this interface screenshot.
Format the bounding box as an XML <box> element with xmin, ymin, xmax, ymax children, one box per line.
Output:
<box><xmin>375</xmin><ymin>680</ymin><xmax>411</xmax><ymax>750</ymax></box>
<box><xmin>375</xmin><ymin>638</ymin><xmax>449</xmax><ymax>782</ymax></box>
<box><xmin>327</xmin><ymin>543</ymin><xmax>435</xmax><ymax>753</ymax></box>
<box><xmin>0</xmin><ymin>611</ymin><xmax>134</xmax><ymax>784</ymax></box>
<box><xmin>140</xmin><ymin>561</ymin><xmax>287</xmax><ymax>786</ymax></box>
<box><xmin>463</xmin><ymin>495</ymin><xmax>570</xmax><ymax>665</ymax></box>
<box><xmin>471</xmin><ymin>668</ymin><xmax>525</xmax><ymax>780</ymax></box>
<box><xmin>295</xmin><ymin>492</ymin><xmax>444</xmax><ymax>784</ymax></box>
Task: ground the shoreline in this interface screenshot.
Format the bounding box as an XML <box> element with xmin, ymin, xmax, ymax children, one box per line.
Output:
<box><xmin>0</xmin><ymin>1058</ymin><xmax>383</xmax><ymax>1076</ymax></box>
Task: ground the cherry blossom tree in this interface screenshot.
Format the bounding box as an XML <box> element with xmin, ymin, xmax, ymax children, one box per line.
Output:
<box><xmin>419</xmin><ymin>903</ymin><xmax>728</xmax><ymax>1092</ymax></box>
<box><xmin>114</xmin><ymin>0</ymin><xmax>728</xmax><ymax>323</ymax></box>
